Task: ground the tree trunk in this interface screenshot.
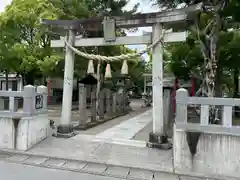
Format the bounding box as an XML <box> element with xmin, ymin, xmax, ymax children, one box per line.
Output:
<box><xmin>233</xmin><ymin>68</ymin><xmax>239</xmax><ymax>98</ymax></box>
<box><xmin>5</xmin><ymin>69</ymin><xmax>9</xmax><ymax>90</ymax></box>
<box><xmin>24</xmin><ymin>71</ymin><xmax>35</xmax><ymax>85</ymax></box>
<box><xmin>233</xmin><ymin>68</ymin><xmax>240</xmax><ymax>117</ymax></box>
<box><xmin>197</xmin><ymin>8</ymin><xmax>222</xmax><ymax>124</ymax></box>
<box><xmin>215</xmin><ymin>65</ymin><xmax>222</xmax><ymax>98</ymax></box>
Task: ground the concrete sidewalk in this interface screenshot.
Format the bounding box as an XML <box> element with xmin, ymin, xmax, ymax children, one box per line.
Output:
<box><xmin>0</xmin><ymin>136</ymin><xmax>216</xmax><ymax>180</ymax></box>
<box><xmin>27</xmin><ymin>137</ymin><xmax>174</xmax><ymax>173</ymax></box>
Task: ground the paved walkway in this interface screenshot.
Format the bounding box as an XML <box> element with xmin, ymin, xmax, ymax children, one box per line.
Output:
<box><xmin>95</xmin><ymin>109</ymin><xmax>152</xmax><ymax>140</ymax></box>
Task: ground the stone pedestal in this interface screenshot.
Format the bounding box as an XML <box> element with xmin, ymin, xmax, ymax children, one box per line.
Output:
<box><xmin>17</xmin><ymin>115</ymin><xmax>50</xmax><ymax>151</ymax></box>
<box><xmin>147</xmin><ymin>84</ymin><xmax>173</xmax><ymax>150</ymax></box>
<box><xmin>56</xmin><ymin>124</ymin><xmax>75</xmax><ymax>138</ymax></box>
<box><xmin>147</xmin><ymin>132</ymin><xmax>172</xmax><ymax>149</ymax></box>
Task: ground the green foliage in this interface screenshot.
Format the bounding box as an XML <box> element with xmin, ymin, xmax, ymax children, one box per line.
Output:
<box><xmin>0</xmin><ymin>0</ymin><xmax>143</xmax><ymax>85</ymax></box>
<box><xmin>0</xmin><ymin>0</ymin><xmax>64</xmax><ymax>83</ymax></box>
<box><xmin>151</xmin><ymin>0</ymin><xmax>240</xmax><ymax>96</ymax></box>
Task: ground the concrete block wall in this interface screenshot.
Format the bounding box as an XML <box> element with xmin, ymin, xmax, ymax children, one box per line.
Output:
<box><xmin>17</xmin><ymin>115</ymin><xmax>49</xmax><ymax>151</ymax></box>
<box><xmin>174</xmin><ymin>124</ymin><xmax>240</xmax><ymax>179</ymax></box>
<box><xmin>174</xmin><ymin>88</ymin><xmax>240</xmax><ymax>179</ymax></box>
<box><xmin>0</xmin><ymin>118</ymin><xmax>15</xmax><ymax>149</ymax></box>
<box><xmin>0</xmin><ymin>85</ymin><xmax>50</xmax><ymax>151</ymax></box>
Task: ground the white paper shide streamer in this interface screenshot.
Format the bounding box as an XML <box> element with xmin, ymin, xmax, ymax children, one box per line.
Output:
<box><xmin>87</xmin><ymin>60</ymin><xmax>94</xmax><ymax>74</ymax></box>
<box><xmin>105</xmin><ymin>63</ymin><xmax>112</xmax><ymax>78</ymax></box>
<box><xmin>121</xmin><ymin>60</ymin><xmax>128</xmax><ymax>74</ymax></box>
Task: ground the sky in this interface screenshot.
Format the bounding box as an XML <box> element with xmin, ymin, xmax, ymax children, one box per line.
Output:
<box><xmin>0</xmin><ymin>0</ymin><xmax>158</xmax><ymax>61</ymax></box>
<box><xmin>0</xmin><ymin>0</ymin><xmax>11</xmax><ymax>12</ymax></box>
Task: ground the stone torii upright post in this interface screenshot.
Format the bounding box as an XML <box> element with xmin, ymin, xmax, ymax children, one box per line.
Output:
<box><xmin>41</xmin><ymin>4</ymin><xmax>201</xmax><ymax>147</ymax></box>
<box><xmin>57</xmin><ymin>29</ymin><xmax>76</xmax><ymax>137</ymax></box>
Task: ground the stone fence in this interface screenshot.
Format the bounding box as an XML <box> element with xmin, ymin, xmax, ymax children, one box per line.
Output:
<box><xmin>174</xmin><ymin>88</ymin><xmax>240</xmax><ymax>179</ymax></box>
<box><xmin>0</xmin><ymin>85</ymin><xmax>49</xmax><ymax>151</ymax></box>
<box><xmin>77</xmin><ymin>83</ymin><xmax>131</xmax><ymax>130</ymax></box>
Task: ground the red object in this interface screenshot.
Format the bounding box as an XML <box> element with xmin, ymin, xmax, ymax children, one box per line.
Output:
<box><xmin>47</xmin><ymin>80</ymin><xmax>51</xmax><ymax>104</ymax></box>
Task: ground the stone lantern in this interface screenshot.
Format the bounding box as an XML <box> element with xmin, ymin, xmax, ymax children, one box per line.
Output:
<box><xmin>115</xmin><ymin>74</ymin><xmax>132</xmax><ymax>112</ymax></box>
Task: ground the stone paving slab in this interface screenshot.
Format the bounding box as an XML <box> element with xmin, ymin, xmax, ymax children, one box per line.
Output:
<box><xmin>89</xmin><ymin>143</ymin><xmax>173</xmax><ymax>172</ymax></box>
<box><xmin>23</xmin><ymin>156</ymin><xmax>48</xmax><ymax>165</ymax></box>
<box><xmin>7</xmin><ymin>154</ymin><xmax>29</xmax><ymax>163</ymax></box>
<box><xmin>81</xmin><ymin>163</ymin><xmax>107</xmax><ymax>174</ymax></box>
<box><xmin>103</xmin><ymin>165</ymin><xmax>130</xmax><ymax>178</ymax></box>
<box><xmin>96</xmin><ymin>110</ymin><xmax>152</xmax><ymax>140</ymax></box>
<box><xmin>0</xmin><ymin>151</ymin><xmax>14</xmax><ymax>159</ymax></box>
<box><xmin>60</xmin><ymin>160</ymin><xmax>87</xmax><ymax>171</ymax></box>
<box><xmin>153</xmin><ymin>172</ymin><xmax>178</xmax><ymax>180</ymax></box>
<box><xmin>179</xmin><ymin>176</ymin><xmax>215</xmax><ymax>180</ymax></box>
<box><xmin>42</xmin><ymin>158</ymin><xmax>66</xmax><ymax>168</ymax></box>
<box><xmin>127</xmin><ymin>168</ymin><xmax>154</xmax><ymax>180</ymax></box>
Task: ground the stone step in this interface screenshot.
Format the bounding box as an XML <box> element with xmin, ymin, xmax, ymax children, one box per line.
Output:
<box><xmin>0</xmin><ymin>152</ymin><xmax>216</xmax><ymax>180</ymax></box>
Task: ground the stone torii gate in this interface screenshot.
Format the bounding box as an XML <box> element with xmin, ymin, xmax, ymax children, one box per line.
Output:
<box><xmin>41</xmin><ymin>4</ymin><xmax>201</xmax><ymax>148</ymax></box>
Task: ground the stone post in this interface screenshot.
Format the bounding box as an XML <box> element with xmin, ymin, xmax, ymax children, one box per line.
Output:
<box><xmin>175</xmin><ymin>88</ymin><xmax>188</xmax><ymax>124</ymax></box>
<box><xmin>78</xmin><ymin>83</ymin><xmax>87</xmax><ymax>125</ymax></box>
<box><xmin>91</xmin><ymin>85</ymin><xmax>97</xmax><ymax>122</ymax></box>
<box><xmin>106</xmin><ymin>88</ymin><xmax>112</xmax><ymax>117</ymax></box>
<box><xmin>23</xmin><ymin>85</ymin><xmax>36</xmax><ymax>115</ymax></box>
<box><xmin>99</xmin><ymin>89</ymin><xmax>105</xmax><ymax>120</ymax></box>
<box><xmin>112</xmin><ymin>92</ymin><xmax>117</xmax><ymax>116</ymax></box>
<box><xmin>151</xmin><ymin>23</ymin><xmax>164</xmax><ymax>136</ymax></box>
<box><xmin>163</xmin><ymin>87</ymin><xmax>172</xmax><ymax>137</ymax></box>
<box><xmin>8</xmin><ymin>88</ymin><xmax>18</xmax><ymax>112</ymax></box>
<box><xmin>37</xmin><ymin>85</ymin><xmax>48</xmax><ymax>110</ymax></box>
<box><xmin>118</xmin><ymin>88</ymin><xmax>124</xmax><ymax>113</ymax></box>
<box><xmin>115</xmin><ymin>94</ymin><xmax>120</xmax><ymax>114</ymax></box>
<box><xmin>86</xmin><ymin>85</ymin><xmax>91</xmax><ymax>107</ymax></box>
<box><xmin>58</xmin><ymin>29</ymin><xmax>76</xmax><ymax>138</ymax></box>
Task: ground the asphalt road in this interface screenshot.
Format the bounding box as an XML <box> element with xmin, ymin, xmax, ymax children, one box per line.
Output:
<box><xmin>0</xmin><ymin>161</ymin><xmax>124</xmax><ymax>180</ymax></box>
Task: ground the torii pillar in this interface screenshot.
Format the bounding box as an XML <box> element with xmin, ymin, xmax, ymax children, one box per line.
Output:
<box><xmin>57</xmin><ymin>29</ymin><xmax>76</xmax><ymax>137</ymax></box>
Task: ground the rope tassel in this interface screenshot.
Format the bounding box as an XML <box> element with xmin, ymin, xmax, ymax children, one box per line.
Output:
<box><xmin>105</xmin><ymin>63</ymin><xmax>112</xmax><ymax>78</ymax></box>
<box><xmin>121</xmin><ymin>60</ymin><xmax>128</xmax><ymax>75</ymax></box>
<box><xmin>87</xmin><ymin>60</ymin><xmax>94</xmax><ymax>74</ymax></box>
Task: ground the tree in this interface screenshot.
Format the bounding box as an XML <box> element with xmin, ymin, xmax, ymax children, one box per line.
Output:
<box><xmin>0</xmin><ymin>0</ymin><xmax>64</xmax><ymax>85</ymax></box>
<box><xmin>151</xmin><ymin>0</ymin><xmax>240</xmax><ymax>123</ymax></box>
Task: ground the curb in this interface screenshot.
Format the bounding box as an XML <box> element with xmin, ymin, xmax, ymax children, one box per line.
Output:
<box><xmin>0</xmin><ymin>149</ymin><xmax>235</xmax><ymax>180</ymax></box>
<box><xmin>1</xmin><ymin>150</ymin><xmax>176</xmax><ymax>180</ymax></box>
